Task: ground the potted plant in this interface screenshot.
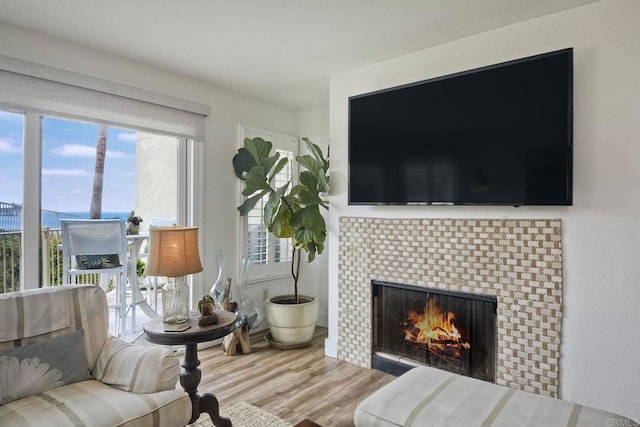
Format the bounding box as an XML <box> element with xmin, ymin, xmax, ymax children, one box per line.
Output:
<box><xmin>136</xmin><ymin>258</ymin><xmax>146</xmax><ymax>285</ymax></box>
<box><xmin>233</xmin><ymin>137</ymin><xmax>329</xmax><ymax>345</ymax></box>
<box><xmin>126</xmin><ymin>211</ymin><xmax>143</xmax><ymax>235</ymax></box>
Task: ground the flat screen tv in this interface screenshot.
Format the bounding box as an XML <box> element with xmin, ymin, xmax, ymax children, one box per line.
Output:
<box><xmin>348</xmin><ymin>48</ymin><xmax>573</xmax><ymax>206</ymax></box>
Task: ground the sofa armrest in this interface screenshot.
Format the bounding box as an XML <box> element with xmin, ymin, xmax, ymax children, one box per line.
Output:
<box><xmin>93</xmin><ymin>335</ymin><xmax>180</xmax><ymax>393</ymax></box>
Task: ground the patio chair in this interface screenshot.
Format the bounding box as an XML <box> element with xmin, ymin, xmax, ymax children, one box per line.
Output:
<box><xmin>61</xmin><ymin>219</ymin><xmax>128</xmax><ymax>336</ymax></box>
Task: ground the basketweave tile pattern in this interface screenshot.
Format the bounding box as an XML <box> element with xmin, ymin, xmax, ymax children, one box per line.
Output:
<box><xmin>338</xmin><ymin>217</ymin><xmax>563</xmax><ymax>397</ymax></box>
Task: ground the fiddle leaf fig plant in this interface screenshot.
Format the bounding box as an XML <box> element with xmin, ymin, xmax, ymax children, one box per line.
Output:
<box><xmin>233</xmin><ymin>137</ymin><xmax>329</xmax><ymax>303</ymax></box>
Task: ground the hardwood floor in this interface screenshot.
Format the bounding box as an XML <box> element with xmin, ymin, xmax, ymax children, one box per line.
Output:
<box><xmin>197</xmin><ymin>327</ymin><xmax>394</xmax><ymax>426</ymax></box>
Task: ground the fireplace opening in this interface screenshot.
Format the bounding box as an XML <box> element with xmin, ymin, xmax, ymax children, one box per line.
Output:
<box><xmin>372</xmin><ymin>281</ymin><xmax>497</xmax><ymax>382</ymax></box>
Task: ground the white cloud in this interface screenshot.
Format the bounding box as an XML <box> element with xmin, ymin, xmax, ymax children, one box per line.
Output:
<box><xmin>42</xmin><ymin>168</ymin><xmax>91</xmax><ymax>176</ymax></box>
<box><xmin>0</xmin><ymin>137</ymin><xmax>20</xmax><ymax>153</ymax></box>
<box><xmin>117</xmin><ymin>132</ymin><xmax>136</xmax><ymax>142</ymax></box>
<box><xmin>51</xmin><ymin>144</ymin><xmax>95</xmax><ymax>157</ymax></box>
<box><xmin>0</xmin><ymin>111</ymin><xmax>22</xmax><ymax>122</ymax></box>
<box><xmin>107</xmin><ymin>150</ymin><xmax>129</xmax><ymax>159</ymax></box>
<box><xmin>50</xmin><ymin>144</ymin><xmax>130</xmax><ymax>159</ymax></box>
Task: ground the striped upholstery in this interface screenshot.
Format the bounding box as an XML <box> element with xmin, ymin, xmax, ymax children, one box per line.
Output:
<box><xmin>0</xmin><ymin>285</ymin><xmax>191</xmax><ymax>427</ymax></box>
<box><xmin>94</xmin><ymin>336</ymin><xmax>182</xmax><ymax>393</ymax></box>
<box><xmin>354</xmin><ymin>366</ymin><xmax>634</xmax><ymax>426</ymax></box>
<box><xmin>0</xmin><ymin>285</ymin><xmax>108</xmax><ymax>371</ymax></box>
<box><xmin>0</xmin><ymin>380</ymin><xmax>191</xmax><ymax>427</ymax></box>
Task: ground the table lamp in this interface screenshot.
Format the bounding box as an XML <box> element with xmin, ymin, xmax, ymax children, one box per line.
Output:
<box><xmin>146</xmin><ymin>225</ymin><xmax>203</xmax><ymax>324</ymax></box>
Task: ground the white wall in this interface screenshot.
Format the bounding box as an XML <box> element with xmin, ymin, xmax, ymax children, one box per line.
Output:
<box><xmin>0</xmin><ymin>23</ymin><xmax>328</xmax><ymax>325</ymax></box>
<box><xmin>327</xmin><ymin>0</ymin><xmax>640</xmax><ymax>421</ymax></box>
<box><xmin>136</xmin><ymin>132</ymin><xmax>179</xmax><ymax>229</ymax></box>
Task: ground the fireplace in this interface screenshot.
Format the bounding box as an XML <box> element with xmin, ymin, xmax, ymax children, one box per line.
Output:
<box><xmin>338</xmin><ymin>217</ymin><xmax>563</xmax><ymax>396</ymax></box>
<box><xmin>372</xmin><ymin>281</ymin><xmax>497</xmax><ymax>382</ymax></box>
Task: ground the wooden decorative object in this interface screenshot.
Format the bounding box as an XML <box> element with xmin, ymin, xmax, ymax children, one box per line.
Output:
<box><xmin>220</xmin><ymin>278</ymin><xmax>237</xmax><ymax>312</ymax></box>
<box><xmin>197</xmin><ymin>295</ymin><xmax>218</xmax><ymax>326</ymax></box>
<box><xmin>221</xmin><ymin>323</ymin><xmax>251</xmax><ymax>355</ymax></box>
<box><xmin>220</xmin><ymin>278</ymin><xmax>252</xmax><ymax>356</ymax></box>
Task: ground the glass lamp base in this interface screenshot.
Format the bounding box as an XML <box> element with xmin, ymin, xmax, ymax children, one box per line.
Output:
<box><xmin>162</xmin><ymin>277</ymin><xmax>190</xmax><ymax>324</ymax></box>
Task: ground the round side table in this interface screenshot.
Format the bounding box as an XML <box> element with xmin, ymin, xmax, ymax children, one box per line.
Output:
<box><xmin>144</xmin><ymin>311</ymin><xmax>237</xmax><ymax>426</ymax></box>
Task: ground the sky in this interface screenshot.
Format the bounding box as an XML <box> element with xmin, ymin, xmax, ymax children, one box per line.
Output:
<box><xmin>0</xmin><ymin>110</ymin><xmax>136</xmax><ymax>213</ymax></box>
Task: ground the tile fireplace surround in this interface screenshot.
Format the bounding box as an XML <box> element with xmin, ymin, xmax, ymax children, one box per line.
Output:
<box><xmin>338</xmin><ymin>217</ymin><xmax>563</xmax><ymax>397</ymax></box>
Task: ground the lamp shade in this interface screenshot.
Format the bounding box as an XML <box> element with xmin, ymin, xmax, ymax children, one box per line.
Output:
<box><xmin>146</xmin><ymin>226</ymin><xmax>203</xmax><ymax>277</ymax></box>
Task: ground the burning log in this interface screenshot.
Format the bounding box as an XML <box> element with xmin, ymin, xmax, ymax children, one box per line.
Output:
<box><xmin>401</xmin><ymin>299</ymin><xmax>470</xmax><ymax>361</ymax></box>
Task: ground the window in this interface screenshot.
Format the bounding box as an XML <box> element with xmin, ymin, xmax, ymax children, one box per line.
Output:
<box><xmin>0</xmin><ymin>109</ymin><xmax>186</xmax><ymax>292</ymax></box>
<box><xmin>1</xmin><ymin>55</ymin><xmax>207</xmax><ymax>291</ymax></box>
<box><xmin>241</xmin><ymin>127</ymin><xmax>298</xmax><ymax>281</ymax></box>
<box><xmin>0</xmin><ymin>110</ymin><xmax>24</xmax><ymax>293</ymax></box>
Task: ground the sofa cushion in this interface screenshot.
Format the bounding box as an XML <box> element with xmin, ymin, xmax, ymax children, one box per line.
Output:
<box><xmin>93</xmin><ymin>336</ymin><xmax>180</xmax><ymax>393</ymax></box>
<box><xmin>0</xmin><ymin>380</ymin><xmax>191</xmax><ymax>427</ymax></box>
<box><xmin>0</xmin><ymin>286</ymin><xmax>71</xmax><ymax>341</ymax></box>
<box><xmin>0</xmin><ymin>285</ymin><xmax>109</xmax><ymax>373</ymax></box>
<box><xmin>0</xmin><ymin>330</ymin><xmax>92</xmax><ymax>405</ymax></box>
<box><xmin>75</xmin><ymin>254</ymin><xmax>121</xmax><ymax>270</ymax></box>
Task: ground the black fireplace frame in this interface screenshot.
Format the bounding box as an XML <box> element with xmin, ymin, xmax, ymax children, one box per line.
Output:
<box><xmin>371</xmin><ymin>280</ymin><xmax>498</xmax><ymax>381</ymax></box>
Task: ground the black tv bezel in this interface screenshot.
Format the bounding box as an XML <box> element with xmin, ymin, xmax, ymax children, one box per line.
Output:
<box><xmin>347</xmin><ymin>48</ymin><xmax>574</xmax><ymax>207</ymax></box>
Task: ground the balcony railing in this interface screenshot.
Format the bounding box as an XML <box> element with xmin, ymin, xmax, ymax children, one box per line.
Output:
<box><xmin>0</xmin><ymin>228</ymin><xmax>99</xmax><ymax>293</ymax></box>
<box><xmin>1</xmin><ymin>201</ymin><xmax>83</xmax><ymax>232</ymax></box>
<box><xmin>0</xmin><ymin>231</ymin><xmax>20</xmax><ymax>293</ymax></box>
<box><xmin>0</xmin><ymin>202</ymin><xmax>101</xmax><ymax>292</ymax></box>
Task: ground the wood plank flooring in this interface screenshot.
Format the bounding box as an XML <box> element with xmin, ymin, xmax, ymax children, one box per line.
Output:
<box><xmin>197</xmin><ymin>327</ymin><xmax>394</xmax><ymax>427</ymax></box>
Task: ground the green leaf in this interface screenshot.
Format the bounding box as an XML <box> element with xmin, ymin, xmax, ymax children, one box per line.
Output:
<box><xmin>237</xmin><ymin>190</ymin><xmax>269</xmax><ymax>216</ymax></box>
<box><xmin>299</xmin><ymin>170</ymin><xmax>319</xmax><ymax>194</ymax></box>
<box><xmin>297</xmin><ymin>151</ymin><xmax>329</xmax><ymax>193</ymax></box>
<box><xmin>245</xmin><ymin>137</ymin><xmax>272</xmax><ymax>164</ymax></box>
<box><xmin>232</xmin><ymin>148</ymin><xmax>257</xmax><ymax>180</ymax></box>
<box><xmin>263</xmin><ymin>187</ymin><xmax>283</xmax><ymax>227</ymax></box>
<box><xmin>290</xmin><ymin>205</ymin><xmax>326</xmax><ymax>262</ymax></box>
<box><xmin>269</xmin><ymin>202</ymin><xmax>293</xmax><ymax>238</ymax></box>
<box><xmin>241</xmin><ymin>166</ymin><xmax>271</xmax><ymax>196</ymax></box>
<box><xmin>296</xmin><ymin>154</ymin><xmax>320</xmax><ymax>171</ymax></box>
<box><xmin>261</xmin><ymin>153</ymin><xmax>281</xmax><ymax>177</ymax></box>
<box><xmin>297</xmin><ymin>188</ymin><xmax>323</xmax><ymax>207</ymax></box>
<box><xmin>268</xmin><ymin>157</ymin><xmax>289</xmax><ymax>185</ymax></box>
<box><xmin>302</xmin><ymin>137</ymin><xmax>325</xmax><ymax>163</ymax></box>
<box><xmin>233</xmin><ymin>137</ymin><xmax>277</xmax><ymax>180</ymax></box>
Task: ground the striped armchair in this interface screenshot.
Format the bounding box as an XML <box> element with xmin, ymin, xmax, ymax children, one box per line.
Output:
<box><xmin>0</xmin><ymin>285</ymin><xmax>191</xmax><ymax>426</ymax></box>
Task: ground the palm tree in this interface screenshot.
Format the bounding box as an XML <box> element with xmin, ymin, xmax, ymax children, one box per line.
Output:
<box><xmin>89</xmin><ymin>125</ymin><xmax>107</xmax><ymax>219</ymax></box>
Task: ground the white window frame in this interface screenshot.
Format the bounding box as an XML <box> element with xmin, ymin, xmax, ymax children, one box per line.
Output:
<box><xmin>10</xmin><ymin>110</ymin><xmax>199</xmax><ymax>290</ymax></box>
<box><xmin>239</xmin><ymin>126</ymin><xmax>299</xmax><ymax>283</ymax></box>
<box><xmin>0</xmin><ymin>55</ymin><xmax>209</xmax><ymax>291</ymax></box>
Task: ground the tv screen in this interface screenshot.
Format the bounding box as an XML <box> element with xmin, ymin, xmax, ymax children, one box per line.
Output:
<box><xmin>348</xmin><ymin>48</ymin><xmax>573</xmax><ymax>206</ymax></box>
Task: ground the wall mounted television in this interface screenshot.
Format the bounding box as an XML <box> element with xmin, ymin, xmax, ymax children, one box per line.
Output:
<box><xmin>348</xmin><ymin>48</ymin><xmax>573</xmax><ymax>206</ymax></box>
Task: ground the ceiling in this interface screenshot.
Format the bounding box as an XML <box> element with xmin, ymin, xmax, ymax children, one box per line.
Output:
<box><xmin>0</xmin><ymin>0</ymin><xmax>600</xmax><ymax>109</ymax></box>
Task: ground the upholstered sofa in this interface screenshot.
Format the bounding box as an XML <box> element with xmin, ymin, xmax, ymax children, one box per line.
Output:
<box><xmin>0</xmin><ymin>284</ymin><xmax>192</xmax><ymax>426</ymax></box>
<box><xmin>355</xmin><ymin>366</ymin><xmax>634</xmax><ymax>426</ymax></box>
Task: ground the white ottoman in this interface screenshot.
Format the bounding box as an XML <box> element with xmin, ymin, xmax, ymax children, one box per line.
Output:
<box><xmin>354</xmin><ymin>366</ymin><xmax>632</xmax><ymax>426</ymax></box>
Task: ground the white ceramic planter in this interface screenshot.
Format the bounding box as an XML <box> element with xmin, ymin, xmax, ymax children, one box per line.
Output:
<box><xmin>265</xmin><ymin>294</ymin><xmax>319</xmax><ymax>344</ymax></box>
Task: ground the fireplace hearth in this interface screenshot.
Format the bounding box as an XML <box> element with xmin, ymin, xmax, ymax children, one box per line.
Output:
<box><xmin>372</xmin><ymin>281</ymin><xmax>497</xmax><ymax>382</ymax></box>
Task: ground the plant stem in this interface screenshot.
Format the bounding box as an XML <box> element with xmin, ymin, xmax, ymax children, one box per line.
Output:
<box><xmin>291</xmin><ymin>246</ymin><xmax>300</xmax><ymax>303</ymax></box>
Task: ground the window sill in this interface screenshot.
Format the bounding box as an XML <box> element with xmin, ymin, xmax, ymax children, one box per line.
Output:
<box><xmin>246</xmin><ymin>273</ymin><xmax>291</xmax><ymax>285</ymax></box>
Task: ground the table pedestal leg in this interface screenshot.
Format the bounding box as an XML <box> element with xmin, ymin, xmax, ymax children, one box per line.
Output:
<box><xmin>198</xmin><ymin>393</ymin><xmax>232</xmax><ymax>427</ymax></box>
<box><xmin>181</xmin><ymin>343</ymin><xmax>232</xmax><ymax>426</ymax></box>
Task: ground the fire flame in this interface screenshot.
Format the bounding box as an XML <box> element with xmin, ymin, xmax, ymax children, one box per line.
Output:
<box><xmin>401</xmin><ymin>299</ymin><xmax>470</xmax><ymax>359</ymax></box>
